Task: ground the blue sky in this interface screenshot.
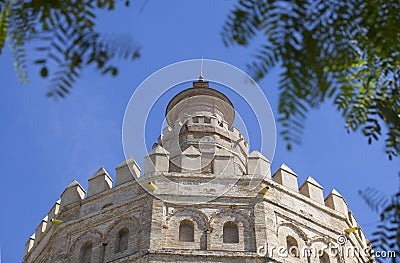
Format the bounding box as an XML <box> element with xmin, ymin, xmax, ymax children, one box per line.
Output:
<box><xmin>0</xmin><ymin>1</ymin><xmax>398</xmax><ymax>262</ymax></box>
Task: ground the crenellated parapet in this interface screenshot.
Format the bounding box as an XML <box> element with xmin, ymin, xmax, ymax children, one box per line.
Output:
<box><xmin>24</xmin><ymin>149</ymin><xmax>369</xmax><ymax>262</ymax></box>
<box><xmin>24</xmin><ymin>79</ymin><xmax>370</xmax><ymax>263</ymax></box>
<box><xmin>88</xmin><ymin>167</ymin><xmax>113</xmax><ymax>197</ymax></box>
<box><xmin>160</xmin><ymin>115</ymin><xmax>249</xmax><ymax>176</ymax></box>
<box><xmin>115</xmin><ymin>157</ymin><xmax>141</xmax><ymax>186</ymax></box>
<box><xmin>24</xmin><ymin>234</ymin><xmax>35</xmax><ymax>255</ymax></box>
<box><xmin>213</xmin><ymin>147</ymin><xmax>235</xmax><ymax>176</ymax></box>
<box><xmin>47</xmin><ymin>199</ymin><xmax>60</xmax><ymax>223</ymax></box>
<box><xmin>268</xmin><ymin>163</ymin><xmax>349</xmax><ymax>215</ymax></box>
<box><xmin>175</xmin><ymin>145</ymin><xmax>202</xmax><ymax>173</ymax></box>
<box><xmin>34</xmin><ymin>216</ymin><xmax>48</xmax><ymax>242</ymax></box>
<box><xmin>24</xmin><ymin>181</ymin><xmax>85</xmax><ymax>259</ymax></box>
<box><xmin>24</xmin><ymin>156</ymin><xmax>146</xmax><ymax>260</ymax></box>
<box><xmin>272</xmin><ymin>163</ymin><xmax>299</xmax><ymax>192</ymax></box>
<box><xmin>23</xmin><ymin>198</ymin><xmax>60</xmax><ymax>257</ymax></box>
<box><xmin>299</xmin><ymin>176</ymin><xmax>324</xmax><ymax>204</ymax></box>
<box><xmin>144</xmin><ymin>145</ymin><xmax>170</xmax><ymax>175</ymax></box>
<box><xmin>325</xmin><ymin>189</ymin><xmax>348</xmax><ymax>215</ymax></box>
<box><xmin>60</xmin><ymin>180</ymin><xmax>86</xmax><ymax>209</ymax></box>
<box><xmin>247</xmin><ymin>150</ymin><xmax>271</xmax><ymax>180</ymax></box>
<box><xmin>262</xmin><ymin>162</ymin><xmax>369</xmax><ymax>256</ymax></box>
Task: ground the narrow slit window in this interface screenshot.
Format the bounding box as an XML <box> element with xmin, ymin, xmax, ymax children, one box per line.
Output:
<box><xmin>286</xmin><ymin>236</ymin><xmax>299</xmax><ymax>257</ymax></box>
<box><xmin>319</xmin><ymin>251</ymin><xmax>330</xmax><ymax>263</ymax></box>
<box><xmin>223</xmin><ymin>221</ymin><xmax>239</xmax><ymax>243</ymax></box>
<box><xmin>115</xmin><ymin>228</ymin><xmax>129</xmax><ymax>253</ymax></box>
<box><xmin>179</xmin><ymin>220</ymin><xmax>194</xmax><ymax>242</ymax></box>
<box><xmin>80</xmin><ymin>241</ymin><xmax>92</xmax><ymax>263</ymax></box>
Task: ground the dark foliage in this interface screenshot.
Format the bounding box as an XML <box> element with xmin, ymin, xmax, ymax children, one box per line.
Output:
<box><xmin>222</xmin><ymin>0</ymin><xmax>400</xmax><ymax>159</ymax></box>
<box><xmin>360</xmin><ymin>187</ymin><xmax>400</xmax><ymax>262</ymax></box>
<box><xmin>0</xmin><ymin>0</ymin><xmax>139</xmax><ymax>98</ymax></box>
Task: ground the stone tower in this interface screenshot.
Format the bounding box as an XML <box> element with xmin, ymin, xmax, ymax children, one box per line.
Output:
<box><xmin>23</xmin><ymin>79</ymin><xmax>370</xmax><ymax>262</ymax></box>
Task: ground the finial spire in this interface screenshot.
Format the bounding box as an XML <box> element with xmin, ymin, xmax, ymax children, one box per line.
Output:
<box><xmin>199</xmin><ymin>56</ymin><xmax>204</xmax><ymax>81</ymax></box>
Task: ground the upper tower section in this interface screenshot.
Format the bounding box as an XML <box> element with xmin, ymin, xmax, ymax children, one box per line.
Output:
<box><xmin>165</xmin><ymin>80</ymin><xmax>235</xmax><ymax>127</ymax></box>
<box><xmin>159</xmin><ymin>79</ymin><xmax>249</xmax><ymax>175</ymax></box>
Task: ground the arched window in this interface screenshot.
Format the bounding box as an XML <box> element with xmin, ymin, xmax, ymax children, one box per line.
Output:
<box><xmin>286</xmin><ymin>236</ymin><xmax>299</xmax><ymax>257</ymax></box>
<box><xmin>80</xmin><ymin>241</ymin><xmax>92</xmax><ymax>263</ymax></box>
<box><xmin>319</xmin><ymin>251</ymin><xmax>330</xmax><ymax>263</ymax></box>
<box><xmin>223</xmin><ymin>221</ymin><xmax>239</xmax><ymax>243</ymax></box>
<box><xmin>179</xmin><ymin>220</ymin><xmax>194</xmax><ymax>242</ymax></box>
<box><xmin>115</xmin><ymin>228</ymin><xmax>129</xmax><ymax>253</ymax></box>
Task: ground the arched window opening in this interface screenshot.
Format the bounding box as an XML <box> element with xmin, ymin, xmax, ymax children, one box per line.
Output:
<box><xmin>319</xmin><ymin>251</ymin><xmax>330</xmax><ymax>263</ymax></box>
<box><xmin>179</xmin><ymin>220</ymin><xmax>194</xmax><ymax>242</ymax></box>
<box><xmin>80</xmin><ymin>241</ymin><xmax>92</xmax><ymax>263</ymax></box>
<box><xmin>115</xmin><ymin>228</ymin><xmax>129</xmax><ymax>253</ymax></box>
<box><xmin>286</xmin><ymin>236</ymin><xmax>299</xmax><ymax>257</ymax></box>
<box><xmin>223</xmin><ymin>221</ymin><xmax>239</xmax><ymax>243</ymax></box>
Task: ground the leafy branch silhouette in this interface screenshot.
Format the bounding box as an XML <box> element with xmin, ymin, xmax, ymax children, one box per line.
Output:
<box><xmin>222</xmin><ymin>0</ymin><xmax>400</xmax><ymax>159</ymax></box>
<box><xmin>0</xmin><ymin>0</ymin><xmax>139</xmax><ymax>98</ymax></box>
<box><xmin>359</xmin><ymin>187</ymin><xmax>400</xmax><ymax>262</ymax></box>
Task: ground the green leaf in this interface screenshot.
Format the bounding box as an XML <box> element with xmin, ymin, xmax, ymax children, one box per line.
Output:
<box><xmin>40</xmin><ymin>67</ymin><xmax>48</xmax><ymax>78</ymax></box>
<box><xmin>34</xmin><ymin>59</ymin><xmax>46</xmax><ymax>64</ymax></box>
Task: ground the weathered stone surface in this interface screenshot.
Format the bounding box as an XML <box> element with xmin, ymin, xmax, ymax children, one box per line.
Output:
<box><xmin>214</xmin><ymin>147</ymin><xmax>235</xmax><ymax>176</ymax></box>
<box><xmin>88</xmin><ymin>167</ymin><xmax>113</xmax><ymax>197</ymax></box>
<box><xmin>272</xmin><ymin>163</ymin><xmax>299</xmax><ymax>192</ymax></box>
<box><xmin>144</xmin><ymin>145</ymin><xmax>170</xmax><ymax>175</ymax></box>
<box><xmin>299</xmin><ymin>176</ymin><xmax>324</xmax><ymax>204</ymax></box>
<box><xmin>34</xmin><ymin>216</ymin><xmax>48</xmax><ymax>242</ymax></box>
<box><xmin>24</xmin><ymin>80</ymin><xmax>369</xmax><ymax>263</ymax></box>
<box><xmin>24</xmin><ymin>234</ymin><xmax>35</xmax><ymax>255</ymax></box>
<box><xmin>325</xmin><ymin>189</ymin><xmax>348</xmax><ymax>215</ymax></box>
<box><xmin>247</xmin><ymin>150</ymin><xmax>271</xmax><ymax>179</ymax></box>
<box><xmin>60</xmin><ymin>180</ymin><xmax>85</xmax><ymax>209</ymax></box>
<box><xmin>179</xmin><ymin>146</ymin><xmax>202</xmax><ymax>173</ymax></box>
<box><xmin>47</xmin><ymin>200</ymin><xmax>60</xmax><ymax>222</ymax></box>
<box><xmin>116</xmin><ymin>157</ymin><xmax>141</xmax><ymax>185</ymax></box>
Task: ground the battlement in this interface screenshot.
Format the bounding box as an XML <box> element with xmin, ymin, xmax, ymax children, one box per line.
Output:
<box><xmin>271</xmin><ymin>163</ymin><xmax>347</xmax><ymax>212</ymax></box>
<box><xmin>268</xmin><ymin>162</ymin><xmax>368</xmax><ymax>249</ymax></box>
<box><xmin>24</xmin><ymin>152</ymin><xmax>369</xmax><ymax>260</ymax></box>
<box><xmin>23</xmin><ymin>157</ymin><xmax>145</xmax><ymax>259</ymax></box>
<box><xmin>24</xmin><ymin>78</ymin><xmax>370</xmax><ymax>263</ymax></box>
<box><xmin>161</xmin><ymin>116</ymin><xmax>249</xmax><ymax>153</ymax></box>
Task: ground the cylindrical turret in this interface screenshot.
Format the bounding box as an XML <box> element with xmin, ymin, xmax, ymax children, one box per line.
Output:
<box><xmin>161</xmin><ymin>80</ymin><xmax>249</xmax><ymax>175</ymax></box>
<box><xmin>165</xmin><ymin>80</ymin><xmax>235</xmax><ymax>127</ymax></box>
